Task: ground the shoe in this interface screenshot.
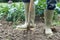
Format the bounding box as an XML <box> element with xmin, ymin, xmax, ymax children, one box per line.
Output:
<box><xmin>45</xmin><ymin>28</ymin><xmax>53</xmax><ymax>37</ymax></box>
<box><xmin>16</xmin><ymin>23</ymin><xmax>28</xmax><ymax>29</ymax></box>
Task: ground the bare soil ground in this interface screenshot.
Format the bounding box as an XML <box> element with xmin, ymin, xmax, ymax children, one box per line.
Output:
<box><xmin>0</xmin><ymin>19</ymin><xmax>60</xmax><ymax>40</ymax></box>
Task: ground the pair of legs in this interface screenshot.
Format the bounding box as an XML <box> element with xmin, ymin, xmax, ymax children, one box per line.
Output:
<box><xmin>16</xmin><ymin>0</ymin><xmax>57</xmax><ymax>36</ymax></box>
<box><xmin>16</xmin><ymin>1</ymin><xmax>35</xmax><ymax>29</ymax></box>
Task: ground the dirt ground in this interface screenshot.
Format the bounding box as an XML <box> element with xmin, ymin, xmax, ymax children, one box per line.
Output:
<box><xmin>0</xmin><ymin>19</ymin><xmax>60</xmax><ymax>40</ymax></box>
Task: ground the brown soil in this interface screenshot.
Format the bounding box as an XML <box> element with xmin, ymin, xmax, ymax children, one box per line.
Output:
<box><xmin>0</xmin><ymin>19</ymin><xmax>60</xmax><ymax>40</ymax></box>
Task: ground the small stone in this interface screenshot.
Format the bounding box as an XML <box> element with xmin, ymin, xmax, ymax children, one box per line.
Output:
<box><xmin>0</xmin><ymin>23</ymin><xmax>2</xmax><ymax>25</ymax></box>
<box><xmin>24</xmin><ymin>35</ymin><xmax>27</xmax><ymax>37</ymax></box>
<box><xmin>0</xmin><ymin>36</ymin><xmax>3</xmax><ymax>39</ymax></box>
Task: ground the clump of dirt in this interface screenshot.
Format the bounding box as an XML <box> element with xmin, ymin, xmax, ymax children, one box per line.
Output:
<box><xmin>0</xmin><ymin>20</ymin><xmax>60</xmax><ymax>40</ymax></box>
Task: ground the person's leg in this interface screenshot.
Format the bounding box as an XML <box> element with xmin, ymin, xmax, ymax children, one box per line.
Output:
<box><xmin>27</xmin><ymin>0</ymin><xmax>36</xmax><ymax>29</ymax></box>
<box><xmin>24</xmin><ymin>3</ymin><xmax>30</xmax><ymax>25</ymax></box>
<box><xmin>44</xmin><ymin>0</ymin><xmax>57</xmax><ymax>36</ymax></box>
<box><xmin>44</xmin><ymin>10</ymin><xmax>54</xmax><ymax>35</ymax></box>
<box><xmin>16</xmin><ymin>0</ymin><xmax>35</xmax><ymax>29</ymax></box>
<box><xmin>30</xmin><ymin>2</ymin><xmax>35</xmax><ymax>28</ymax></box>
<box><xmin>16</xmin><ymin>2</ymin><xmax>30</xmax><ymax>29</ymax></box>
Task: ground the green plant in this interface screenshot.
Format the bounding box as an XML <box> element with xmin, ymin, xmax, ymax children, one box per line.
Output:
<box><xmin>0</xmin><ymin>1</ymin><xmax>60</xmax><ymax>25</ymax></box>
<box><xmin>6</xmin><ymin>3</ymin><xmax>25</xmax><ymax>22</ymax></box>
<box><xmin>35</xmin><ymin>0</ymin><xmax>46</xmax><ymax>16</ymax></box>
<box><xmin>0</xmin><ymin>2</ymin><xmax>25</xmax><ymax>23</ymax></box>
